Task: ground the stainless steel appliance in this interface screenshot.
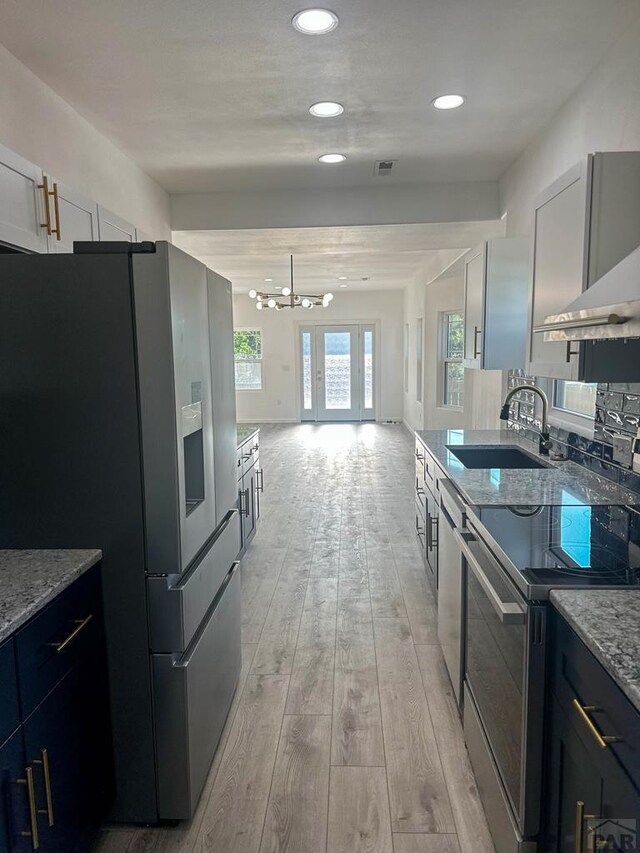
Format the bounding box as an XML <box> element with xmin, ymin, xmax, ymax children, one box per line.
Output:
<box><xmin>458</xmin><ymin>502</ymin><xmax>640</xmax><ymax>853</ymax></box>
<box><xmin>0</xmin><ymin>242</ymin><xmax>241</xmax><ymax>822</ymax></box>
<box><xmin>436</xmin><ymin>480</ymin><xmax>467</xmax><ymax>707</ymax></box>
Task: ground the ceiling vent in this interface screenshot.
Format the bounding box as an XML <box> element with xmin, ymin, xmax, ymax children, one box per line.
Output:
<box><xmin>374</xmin><ymin>160</ymin><xmax>397</xmax><ymax>177</ymax></box>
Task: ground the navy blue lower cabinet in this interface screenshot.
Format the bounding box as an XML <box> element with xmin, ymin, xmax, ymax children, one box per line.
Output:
<box><xmin>0</xmin><ymin>729</ymin><xmax>32</xmax><ymax>853</ymax></box>
<box><xmin>543</xmin><ymin>612</ymin><xmax>640</xmax><ymax>852</ymax></box>
<box><xmin>1</xmin><ymin>564</ymin><xmax>114</xmax><ymax>853</ymax></box>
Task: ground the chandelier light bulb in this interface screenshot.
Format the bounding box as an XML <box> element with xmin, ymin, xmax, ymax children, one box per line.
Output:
<box><xmin>256</xmin><ymin>301</ymin><xmax>263</xmax><ymax>310</ymax></box>
<box><xmin>308</xmin><ymin>302</ymin><xmax>314</xmax><ymax>309</ymax></box>
<box><xmin>325</xmin><ymin>292</ymin><xmax>334</xmax><ymax>301</ymax></box>
<box><xmin>248</xmin><ymin>289</ymin><xmax>257</xmax><ymax>299</ymax></box>
<box><xmin>301</xmin><ymin>298</ymin><xmax>311</xmax><ymax>308</ymax></box>
<box><xmin>268</xmin><ymin>298</ymin><xmax>277</xmax><ymax>308</ymax></box>
<box><xmin>281</xmin><ymin>286</ymin><xmax>291</xmax><ymax>297</ymax></box>
<box><xmin>275</xmin><ymin>303</ymin><xmax>282</xmax><ymax>311</ymax></box>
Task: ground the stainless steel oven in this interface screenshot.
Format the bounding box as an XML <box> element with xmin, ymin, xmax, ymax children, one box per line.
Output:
<box><xmin>456</xmin><ymin>527</ymin><xmax>546</xmax><ymax>853</ymax></box>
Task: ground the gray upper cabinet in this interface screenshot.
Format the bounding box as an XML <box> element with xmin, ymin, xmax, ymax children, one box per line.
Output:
<box><xmin>0</xmin><ymin>143</ymin><xmax>49</xmax><ymax>253</ymax></box>
<box><xmin>46</xmin><ymin>180</ymin><xmax>100</xmax><ymax>253</ymax></box>
<box><xmin>98</xmin><ymin>205</ymin><xmax>136</xmax><ymax>242</ymax></box>
<box><xmin>463</xmin><ymin>238</ymin><xmax>530</xmax><ymax>370</ymax></box>
<box><xmin>528</xmin><ymin>152</ymin><xmax>640</xmax><ymax>380</ymax></box>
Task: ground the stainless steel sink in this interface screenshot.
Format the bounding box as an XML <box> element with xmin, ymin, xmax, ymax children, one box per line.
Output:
<box><xmin>445</xmin><ymin>445</ymin><xmax>551</xmax><ymax>470</ymax></box>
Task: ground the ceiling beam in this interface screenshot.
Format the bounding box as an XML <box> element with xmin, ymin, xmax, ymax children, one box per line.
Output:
<box><xmin>170</xmin><ymin>181</ymin><xmax>500</xmax><ymax>232</ymax></box>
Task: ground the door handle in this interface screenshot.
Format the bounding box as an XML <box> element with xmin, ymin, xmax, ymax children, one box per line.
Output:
<box><xmin>430</xmin><ymin>516</ymin><xmax>439</xmax><ymax>549</ymax></box>
<box><xmin>17</xmin><ymin>767</ymin><xmax>39</xmax><ymax>849</ymax></box>
<box><xmin>572</xmin><ymin>699</ymin><xmax>621</xmax><ymax>749</ymax></box>
<box><xmin>32</xmin><ymin>749</ymin><xmax>54</xmax><ymax>826</ymax></box>
<box><xmin>50</xmin><ymin>182</ymin><xmax>61</xmax><ymax>240</ymax></box>
<box><xmin>257</xmin><ymin>469</ymin><xmax>264</xmax><ymax>493</ymax></box>
<box><xmin>38</xmin><ymin>175</ymin><xmax>53</xmax><ymax>237</ymax></box>
<box><xmin>240</xmin><ymin>488</ymin><xmax>250</xmax><ymax>516</ymax></box>
<box><xmin>473</xmin><ymin>326</ymin><xmax>482</xmax><ymax>359</ymax></box>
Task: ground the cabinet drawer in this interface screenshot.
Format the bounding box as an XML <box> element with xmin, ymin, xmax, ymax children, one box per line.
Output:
<box><xmin>15</xmin><ymin>566</ymin><xmax>102</xmax><ymax>719</ymax></box>
<box><xmin>153</xmin><ymin>562</ymin><xmax>241</xmax><ymax>819</ymax></box>
<box><xmin>148</xmin><ymin>510</ymin><xmax>240</xmax><ymax>653</ymax></box>
<box><xmin>551</xmin><ymin>611</ymin><xmax>640</xmax><ymax>786</ymax></box>
<box><xmin>0</xmin><ymin>639</ymin><xmax>19</xmax><ymax>748</ymax></box>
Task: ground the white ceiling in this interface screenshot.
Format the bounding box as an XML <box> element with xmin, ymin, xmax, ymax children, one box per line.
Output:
<box><xmin>172</xmin><ymin>220</ymin><xmax>506</xmax><ymax>292</ymax></box>
<box><xmin>0</xmin><ymin>0</ymin><xmax>637</xmax><ymax>194</ymax></box>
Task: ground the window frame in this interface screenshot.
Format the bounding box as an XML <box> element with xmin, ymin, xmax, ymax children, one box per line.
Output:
<box><xmin>440</xmin><ymin>310</ymin><xmax>465</xmax><ymax>411</ymax></box>
<box><xmin>538</xmin><ymin>378</ymin><xmax>595</xmax><ymax>438</ymax></box>
<box><xmin>233</xmin><ymin>327</ymin><xmax>263</xmax><ymax>392</ymax></box>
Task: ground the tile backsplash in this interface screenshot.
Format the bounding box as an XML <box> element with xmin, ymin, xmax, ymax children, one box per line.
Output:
<box><xmin>507</xmin><ymin>370</ymin><xmax>640</xmax><ymax>494</ymax></box>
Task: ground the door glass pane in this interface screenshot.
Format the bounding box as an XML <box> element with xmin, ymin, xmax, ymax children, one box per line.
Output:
<box><xmin>302</xmin><ymin>332</ymin><xmax>312</xmax><ymax>409</ymax></box>
<box><xmin>324</xmin><ymin>332</ymin><xmax>351</xmax><ymax>409</ymax></box>
<box><xmin>364</xmin><ymin>330</ymin><xmax>373</xmax><ymax>409</ymax></box>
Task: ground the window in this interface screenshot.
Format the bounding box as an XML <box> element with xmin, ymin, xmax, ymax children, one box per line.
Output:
<box><xmin>553</xmin><ymin>380</ymin><xmax>597</xmax><ymax>419</ymax></box>
<box><xmin>404</xmin><ymin>323</ymin><xmax>409</xmax><ymax>392</ymax></box>
<box><xmin>234</xmin><ymin>329</ymin><xmax>262</xmax><ymax>391</ymax></box>
<box><xmin>442</xmin><ymin>311</ymin><xmax>464</xmax><ymax>408</ymax></box>
<box><xmin>416</xmin><ymin>318</ymin><xmax>423</xmax><ymax>403</ymax></box>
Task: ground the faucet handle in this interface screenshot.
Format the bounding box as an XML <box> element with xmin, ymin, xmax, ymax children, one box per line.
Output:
<box><xmin>499</xmin><ymin>404</ymin><xmax>511</xmax><ymax>421</ymax></box>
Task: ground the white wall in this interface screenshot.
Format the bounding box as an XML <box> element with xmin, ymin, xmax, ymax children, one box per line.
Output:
<box><xmin>467</xmin><ymin>15</ymin><xmax>640</xmax><ymax>430</ymax></box>
<box><xmin>0</xmin><ymin>44</ymin><xmax>170</xmax><ymax>239</ymax></box>
<box><xmin>233</xmin><ymin>289</ymin><xmax>404</xmax><ymax>423</ymax></box>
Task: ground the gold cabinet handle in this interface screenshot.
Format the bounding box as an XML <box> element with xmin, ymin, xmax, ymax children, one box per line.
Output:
<box><xmin>572</xmin><ymin>698</ymin><xmax>621</xmax><ymax>749</ymax></box>
<box><xmin>37</xmin><ymin>175</ymin><xmax>53</xmax><ymax>236</ymax></box>
<box><xmin>47</xmin><ymin>614</ymin><xmax>93</xmax><ymax>653</ymax></box>
<box><xmin>17</xmin><ymin>767</ymin><xmax>39</xmax><ymax>850</ymax></box>
<box><xmin>33</xmin><ymin>749</ymin><xmax>54</xmax><ymax>826</ymax></box>
<box><xmin>575</xmin><ymin>800</ymin><xmax>584</xmax><ymax>853</ymax></box>
<box><xmin>50</xmin><ymin>182</ymin><xmax>61</xmax><ymax>240</ymax></box>
<box><xmin>473</xmin><ymin>326</ymin><xmax>482</xmax><ymax>359</ymax></box>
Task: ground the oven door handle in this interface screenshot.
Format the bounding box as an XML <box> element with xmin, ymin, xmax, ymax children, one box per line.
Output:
<box><xmin>454</xmin><ymin>529</ymin><xmax>526</xmax><ymax>626</ymax></box>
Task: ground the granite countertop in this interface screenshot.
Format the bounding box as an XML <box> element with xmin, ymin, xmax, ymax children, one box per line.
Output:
<box><xmin>237</xmin><ymin>425</ymin><xmax>259</xmax><ymax>448</ymax></box>
<box><xmin>415</xmin><ymin>429</ymin><xmax>640</xmax><ymax>506</ymax></box>
<box><xmin>0</xmin><ymin>550</ymin><xmax>102</xmax><ymax>644</ymax></box>
<box><xmin>551</xmin><ymin>590</ymin><xmax>640</xmax><ymax>714</ymax></box>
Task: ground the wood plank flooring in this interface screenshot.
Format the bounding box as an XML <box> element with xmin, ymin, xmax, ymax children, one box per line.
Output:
<box><xmin>94</xmin><ymin>424</ymin><xmax>495</xmax><ymax>853</ymax></box>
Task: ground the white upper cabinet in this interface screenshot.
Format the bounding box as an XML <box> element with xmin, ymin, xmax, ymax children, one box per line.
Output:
<box><xmin>463</xmin><ymin>238</ymin><xmax>530</xmax><ymax>371</ymax></box>
<box><xmin>46</xmin><ymin>180</ymin><xmax>100</xmax><ymax>253</ymax></box>
<box><xmin>97</xmin><ymin>205</ymin><xmax>136</xmax><ymax>242</ymax></box>
<box><xmin>0</xmin><ymin>143</ymin><xmax>49</xmax><ymax>253</ymax></box>
<box><xmin>528</xmin><ymin>152</ymin><xmax>640</xmax><ymax>380</ymax></box>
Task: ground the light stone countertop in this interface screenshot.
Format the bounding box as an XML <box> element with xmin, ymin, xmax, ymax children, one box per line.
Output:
<box><xmin>0</xmin><ymin>550</ymin><xmax>102</xmax><ymax>644</ymax></box>
<box><xmin>551</xmin><ymin>590</ymin><xmax>640</xmax><ymax>714</ymax></box>
<box><xmin>415</xmin><ymin>429</ymin><xmax>640</xmax><ymax>506</ymax></box>
<box><xmin>237</xmin><ymin>425</ymin><xmax>259</xmax><ymax>448</ymax></box>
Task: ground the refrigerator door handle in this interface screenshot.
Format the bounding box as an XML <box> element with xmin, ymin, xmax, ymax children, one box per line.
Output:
<box><xmin>174</xmin><ymin>561</ymin><xmax>240</xmax><ymax>669</ymax></box>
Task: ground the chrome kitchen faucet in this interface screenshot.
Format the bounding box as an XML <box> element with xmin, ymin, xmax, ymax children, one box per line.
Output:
<box><xmin>500</xmin><ymin>384</ymin><xmax>552</xmax><ymax>456</ymax></box>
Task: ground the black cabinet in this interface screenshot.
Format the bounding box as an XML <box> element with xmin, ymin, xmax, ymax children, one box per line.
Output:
<box><xmin>0</xmin><ymin>564</ymin><xmax>113</xmax><ymax>853</ymax></box>
<box><xmin>0</xmin><ymin>729</ymin><xmax>31</xmax><ymax>853</ymax></box>
<box><xmin>544</xmin><ymin>611</ymin><xmax>640</xmax><ymax>852</ymax></box>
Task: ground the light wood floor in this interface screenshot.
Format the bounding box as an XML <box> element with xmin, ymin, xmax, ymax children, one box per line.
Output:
<box><xmin>95</xmin><ymin>423</ymin><xmax>496</xmax><ymax>853</ymax></box>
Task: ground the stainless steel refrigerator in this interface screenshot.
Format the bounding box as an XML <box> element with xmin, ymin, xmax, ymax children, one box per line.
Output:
<box><xmin>0</xmin><ymin>241</ymin><xmax>241</xmax><ymax>822</ymax></box>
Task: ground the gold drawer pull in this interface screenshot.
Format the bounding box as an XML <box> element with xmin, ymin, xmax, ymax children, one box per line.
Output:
<box><xmin>572</xmin><ymin>698</ymin><xmax>621</xmax><ymax>749</ymax></box>
<box><xmin>33</xmin><ymin>749</ymin><xmax>54</xmax><ymax>826</ymax></box>
<box><xmin>50</xmin><ymin>182</ymin><xmax>61</xmax><ymax>241</ymax></box>
<box><xmin>38</xmin><ymin>175</ymin><xmax>52</xmax><ymax>237</ymax></box>
<box><xmin>17</xmin><ymin>767</ymin><xmax>39</xmax><ymax>849</ymax></box>
<box><xmin>47</xmin><ymin>613</ymin><xmax>93</xmax><ymax>653</ymax></box>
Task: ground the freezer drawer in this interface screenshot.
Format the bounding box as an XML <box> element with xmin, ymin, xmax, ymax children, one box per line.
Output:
<box><xmin>152</xmin><ymin>561</ymin><xmax>241</xmax><ymax>820</ymax></box>
<box><xmin>147</xmin><ymin>510</ymin><xmax>240</xmax><ymax>653</ymax></box>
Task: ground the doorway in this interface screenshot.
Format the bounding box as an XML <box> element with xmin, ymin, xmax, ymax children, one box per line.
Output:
<box><xmin>300</xmin><ymin>324</ymin><xmax>375</xmax><ymax>422</ymax></box>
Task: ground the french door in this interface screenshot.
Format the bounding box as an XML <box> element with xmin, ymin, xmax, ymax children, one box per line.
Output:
<box><xmin>300</xmin><ymin>324</ymin><xmax>375</xmax><ymax>422</ymax></box>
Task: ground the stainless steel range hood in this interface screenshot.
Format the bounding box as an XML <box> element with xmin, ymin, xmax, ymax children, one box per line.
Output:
<box><xmin>534</xmin><ymin>245</ymin><xmax>640</xmax><ymax>342</ymax></box>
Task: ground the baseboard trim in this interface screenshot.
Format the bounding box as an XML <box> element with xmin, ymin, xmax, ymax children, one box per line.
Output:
<box><xmin>236</xmin><ymin>418</ymin><xmax>300</xmax><ymax>424</ymax></box>
<box><xmin>401</xmin><ymin>418</ymin><xmax>415</xmax><ymax>437</ymax></box>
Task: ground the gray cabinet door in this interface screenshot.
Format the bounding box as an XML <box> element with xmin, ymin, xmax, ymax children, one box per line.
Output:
<box><xmin>46</xmin><ymin>180</ymin><xmax>99</xmax><ymax>254</ymax></box>
<box><xmin>0</xmin><ymin>144</ymin><xmax>48</xmax><ymax>253</ymax></box>
<box><xmin>528</xmin><ymin>159</ymin><xmax>590</xmax><ymax>380</ymax></box>
<box><xmin>97</xmin><ymin>205</ymin><xmax>136</xmax><ymax>241</ymax></box>
<box><xmin>463</xmin><ymin>245</ymin><xmax>485</xmax><ymax>369</ymax></box>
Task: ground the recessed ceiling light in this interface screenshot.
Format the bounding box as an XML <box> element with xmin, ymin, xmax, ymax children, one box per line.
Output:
<box><xmin>309</xmin><ymin>101</ymin><xmax>344</xmax><ymax>118</ymax></box>
<box><xmin>292</xmin><ymin>8</ymin><xmax>339</xmax><ymax>35</ymax></box>
<box><xmin>319</xmin><ymin>153</ymin><xmax>346</xmax><ymax>164</ymax></box>
<box><xmin>338</xmin><ymin>276</ymin><xmax>347</xmax><ymax>280</ymax></box>
<box><xmin>432</xmin><ymin>94</ymin><xmax>466</xmax><ymax>110</ymax></box>
<box><xmin>339</xmin><ymin>284</ymin><xmax>347</xmax><ymax>288</ymax></box>
<box><xmin>264</xmin><ymin>278</ymin><xmax>273</xmax><ymax>282</ymax></box>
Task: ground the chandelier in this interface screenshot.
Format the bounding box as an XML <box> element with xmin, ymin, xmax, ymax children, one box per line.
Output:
<box><xmin>248</xmin><ymin>255</ymin><xmax>334</xmax><ymax>311</ymax></box>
